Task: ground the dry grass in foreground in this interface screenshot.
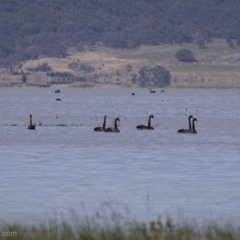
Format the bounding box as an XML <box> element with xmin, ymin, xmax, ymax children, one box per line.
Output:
<box><xmin>0</xmin><ymin>216</ymin><xmax>240</xmax><ymax>240</ymax></box>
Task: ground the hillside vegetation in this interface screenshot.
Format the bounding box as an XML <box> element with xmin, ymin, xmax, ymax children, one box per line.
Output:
<box><xmin>1</xmin><ymin>0</ymin><xmax>240</xmax><ymax>66</ymax></box>
<box><xmin>1</xmin><ymin>0</ymin><xmax>240</xmax><ymax>88</ymax></box>
<box><xmin>1</xmin><ymin>39</ymin><xmax>240</xmax><ymax>88</ymax></box>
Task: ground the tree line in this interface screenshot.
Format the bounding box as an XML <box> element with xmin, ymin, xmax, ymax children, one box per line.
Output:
<box><xmin>1</xmin><ymin>0</ymin><xmax>240</xmax><ymax>66</ymax></box>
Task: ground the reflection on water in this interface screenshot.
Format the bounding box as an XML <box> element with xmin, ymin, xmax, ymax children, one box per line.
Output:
<box><xmin>0</xmin><ymin>88</ymin><xmax>240</xmax><ymax>223</ymax></box>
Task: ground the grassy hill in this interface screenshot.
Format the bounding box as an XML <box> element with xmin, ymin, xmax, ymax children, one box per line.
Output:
<box><xmin>1</xmin><ymin>39</ymin><xmax>240</xmax><ymax>88</ymax></box>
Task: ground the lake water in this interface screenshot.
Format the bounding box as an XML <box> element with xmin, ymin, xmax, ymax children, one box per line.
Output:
<box><xmin>0</xmin><ymin>87</ymin><xmax>240</xmax><ymax>224</ymax></box>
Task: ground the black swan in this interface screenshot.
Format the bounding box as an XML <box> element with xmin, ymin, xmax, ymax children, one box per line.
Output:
<box><xmin>136</xmin><ymin>115</ymin><xmax>154</xmax><ymax>130</ymax></box>
<box><xmin>190</xmin><ymin>118</ymin><xmax>197</xmax><ymax>134</ymax></box>
<box><xmin>28</xmin><ymin>114</ymin><xmax>35</xmax><ymax>130</ymax></box>
<box><xmin>178</xmin><ymin>115</ymin><xmax>193</xmax><ymax>133</ymax></box>
<box><xmin>94</xmin><ymin>116</ymin><xmax>107</xmax><ymax>132</ymax></box>
<box><xmin>149</xmin><ymin>88</ymin><xmax>156</xmax><ymax>93</ymax></box>
<box><xmin>106</xmin><ymin>118</ymin><xmax>120</xmax><ymax>132</ymax></box>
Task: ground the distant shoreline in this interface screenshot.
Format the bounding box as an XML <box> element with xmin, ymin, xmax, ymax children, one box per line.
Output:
<box><xmin>1</xmin><ymin>83</ymin><xmax>240</xmax><ymax>89</ymax></box>
<box><xmin>1</xmin><ymin>39</ymin><xmax>240</xmax><ymax>89</ymax></box>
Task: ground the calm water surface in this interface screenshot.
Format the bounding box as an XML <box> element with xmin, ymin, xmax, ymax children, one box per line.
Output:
<box><xmin>0</xmin><ymin>88</ymin><xmax>240</xmax><ymax>224</ymax></box>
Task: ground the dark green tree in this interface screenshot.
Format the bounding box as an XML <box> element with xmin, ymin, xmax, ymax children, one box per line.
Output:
<box><xmin>236</xmin><ymin>39</ymin><xmax>240</xmax><ymax>46</ymax></box>
<box><xmin>137</xmin><ymin>65</ymin><xmax>171</xmax><ymax>88</ymax></box>
<box><xmin>228</xmin><ymin>41</ymin><xmax>235</xmax><ymax>48</ymax></box>
<box><xmin>196</xmin><ymin>39</ymin><xmax>206</xmax><ymax>49</ymax></box>
<box><xmin>175</xmin><ymin>49</ymin><xmax>197</xmax><ymax>62</ymax></box>
<box><xmin>125</xmin><ymin>64</ymin><xmax>132</xmax><ymax>72</ymax></box>
<box><xmin>21</xmin><ymin>74</ymin><xmax>27</xmax><ymax>83</ymax></box>
<box><xmin>226</xmin><ymin>38</ymin><xmax>232</xmax><ymax>44</ymax></box>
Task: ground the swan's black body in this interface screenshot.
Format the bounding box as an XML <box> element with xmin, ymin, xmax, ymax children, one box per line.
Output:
<box><xmin>94</xmin><ymin>116</ymin><xmax>107</xmax><ymax>132</ymax></box>
<box><xmin>28</xmin><ymin>114</ymin><xmax>35</xmax><ymax>130</ymax></box>
<box><xmin>136</xmin><ymin>115</ymin><xmax>154</xmax><ymax>130</ymax></box>
<box><xmin>106</xmin><ymin>118</ymin><xmax>120</xmax><ymax>132</ymax></box>
<box><xmin>178</xmin><ymin>115</ymin><xmax>193</xmax><ymax>133</ymax></box>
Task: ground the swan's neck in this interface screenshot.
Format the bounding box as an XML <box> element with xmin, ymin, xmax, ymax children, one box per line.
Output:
<box><xmin>30</xmin><ymin>116</ymin><xmax>32</xmax><ymax>126</ymax></box>
<box><xmin>148</xmin><ymin>117</ymin><xmax>151</xmax><ymax>128</ymax></box>
<box><xmin>192</xmin><ymin>120</ymin><xmax>196</xmax><ymax>132</ymax></box>
<box><xmin>188</xmin><ymin>117</ymin><xmax>192</xmax><ymax>130</ymax></box>
<box><xmin>103</xmin><ymin>118</ymin><xmax>106</xmax><ymax>129</ymax></box>
<box><xmin>114</xmin><ymin>119</ymin><xmax>118</xmax><ymax>129</ymax></box>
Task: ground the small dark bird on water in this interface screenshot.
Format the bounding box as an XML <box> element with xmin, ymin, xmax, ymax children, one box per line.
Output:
<box><xmin>149</xmin><ymin>88</ymin><xmax>156</xmax><ymax>93</ymax></box>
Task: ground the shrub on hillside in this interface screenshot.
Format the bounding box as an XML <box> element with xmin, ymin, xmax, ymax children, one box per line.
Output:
<box><xmin>196</xmin><ymin>39</ymin><xmax>206</xmax><ymax>49</ymax></box>
<box><xmin>175</xmin><ymin>49</ymin><xmax>197</xmax><ymax>62</ymax></box>
<box><xmin>26</xmin><ymin>62</ymin><xmax>51</xmax><ymax>72</ymax></box>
